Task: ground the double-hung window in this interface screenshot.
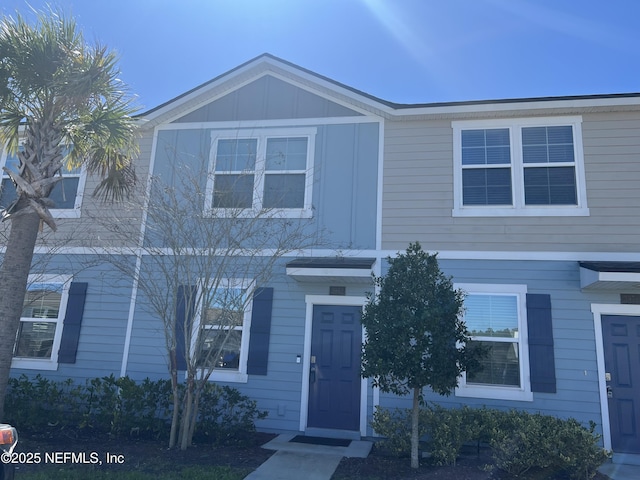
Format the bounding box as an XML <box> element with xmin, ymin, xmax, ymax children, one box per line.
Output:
<box><xmin>0</xmin><ymin>146</ymin><xmax>85</xmax><ymax>218</ymax></box>
<box><xmin>194</xmin><ymin>279</ymin><xmax>253</xmax><ymax>383</ymax></box>
<box><xmin>12</xmin><ymin>275</ymin><xmax>71</xmax><ymax>370</ymax></box>
<box><xmin>452</xmin><ymin>117</ymin><xmax>588</xmax><ymax>216</ymax></box>
<box><xmin>455</xmin><ymin>284</ymin><xmax>532</xmax><ymax>401</ymax></box>
<box><xmin>206</xmin><ymin>127</ymin><xmax>315</xmax><ymax>217</ymax></box>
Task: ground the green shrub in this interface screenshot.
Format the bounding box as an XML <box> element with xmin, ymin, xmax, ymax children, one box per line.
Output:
<box><xmin>195</xmin><ymin>384</ymin><xmax>268</xmax><ymax>445</ymax></box>
<box><xmin>489</xmin><ymin>410</ymin><xmax>610</xmax><ymax>479</ymax></box>
<box><xmin>5</xmin><ymin>375</ymin><xmax>84</xmax><ymax>431</ymax></box>
<box><xmin>370</xmin><ymin>406</ymin><xmax>412</xmax><ymax>456</ymax></box>
<box><xmin>5</xmin><ymin>375</ymin><xmax>265</xmax><ymax>446</ymax></box>
<box><xmin>423</xmin><ymin>404</ymin><xmax>495</xmax><ymax>465</ymax></box>
<box><xmin>543</xmin><ymin>418</ymin><xmax>610</xmax><ymax>480</ymax></box>
<box><xmin>370</xmin><ymin>405</ymin><xmax>610</xmax><ymax>477</ymax></box>
<box><xmin>489</xmin><ymin>410</ymin><xmax>559</xmax><ymax>475</ymax></box>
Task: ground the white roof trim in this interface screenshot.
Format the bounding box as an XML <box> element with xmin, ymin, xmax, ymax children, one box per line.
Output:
<box><xmin>580</xmin><ymin>268</ymin><xmax>640</xmax><ymax>291</ymax></box>
<box><xmin>138</xmin><ymin>54</ymin><xmax>640</xmax><ymax>127</ymax></box>
<box><xmin>286</xmin><ymin>267</ymin><xmax>374</xmax><ymax>285</ymax></box>
<box><xmin>140</xmin><ymin>56</ymin><xmax>391</xmax><ymax>125</ymax></box>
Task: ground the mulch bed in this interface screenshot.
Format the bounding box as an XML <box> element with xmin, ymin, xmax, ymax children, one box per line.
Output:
<box><xmin>13</xmin><ymin>431</ymin><xmax>611</xmax><ymax>479</ymax></box>
<box><xmin>12</xmin><ymin>431</ymin><xmax>276</xmax><ymax>476</ymax></box>
<box><xmin>334</xmin><ymin>444</ymin><xmax>611</xmax><ymax>480</ymax></box>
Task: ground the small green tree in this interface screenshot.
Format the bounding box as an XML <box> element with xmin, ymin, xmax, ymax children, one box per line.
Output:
<box><xmin>361</xmin><ymin>242</ymin><xmax>483</xmax><ymax>469</ymax></box>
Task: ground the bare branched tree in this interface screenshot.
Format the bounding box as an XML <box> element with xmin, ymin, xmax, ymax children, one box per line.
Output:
<box><xmin>97</xmin><ymin>159</ymin><xmax>322</xmax><ymax>449</ymax></box>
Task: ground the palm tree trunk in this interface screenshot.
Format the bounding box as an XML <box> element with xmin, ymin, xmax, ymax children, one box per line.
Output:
<box><xmin>0</xmin><ymin>211</ymin><xmax>41</xmax><ymax>420</ymax></box>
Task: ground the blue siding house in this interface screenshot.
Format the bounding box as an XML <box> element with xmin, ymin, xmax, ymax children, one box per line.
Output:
<box><xmin>4</xmin><ymin>54</ymin><xmax>640</xmax><ymax>460</ymax></box>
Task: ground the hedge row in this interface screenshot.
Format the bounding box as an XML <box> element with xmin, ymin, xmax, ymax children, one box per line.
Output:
<box><xmin>4</xmin><ymin>374</ymin><xmax>266</xmax><ymax>445</ymax></box>
<box><xmin>371</xmin><ymin>404</ymin><xmax>610</xmax><ymax>479</ymax></box>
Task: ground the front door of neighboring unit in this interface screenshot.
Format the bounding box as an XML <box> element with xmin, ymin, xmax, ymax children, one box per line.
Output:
<box><xmin>602</xmin><ymin>315</ymin><xmax>640</xmax><ymax>453</ymax></box>
<box><xmin>307</xmin><ymin>304</ymin><xmax>362</xmax><ymax>431</ymax></box>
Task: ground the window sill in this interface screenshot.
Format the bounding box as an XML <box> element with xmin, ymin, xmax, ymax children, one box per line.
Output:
<box><xmin>455</xmin><ymin>384</ymin><xmax>533</xmax><ymax>402</ymax></box>
<box><xmin>196</xmin><ymin>369</ymin><xmax>248</xmax><ymax>384</ymax></box>
<box><xmin>203</xmin><ymin>208</ymin><xmax>313</xmax><ymax>219</ymax></box>
<box><xmin>11</xmin><ymin>358</ymin><xmax>58</xmax><ymax>371</ymax></box>
<box><xmin>51</xmin><ymin>208</ymin><xmax>82</xmax><ymax>219</ymax></box>
<box><xmin>452</xmin><ymin>206</ymin><xmax>590</xmax><ymax>217</ymax></box>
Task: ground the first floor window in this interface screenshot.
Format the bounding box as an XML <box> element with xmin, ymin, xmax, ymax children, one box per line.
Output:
<box><xmin>455</xmin><ymin>284</ymin><xmax>532</xmax><ymax>401</ymax></box>
<box><xmin>195</xmin><ymin>280</ymin><xmax>252</xmax><ymax>378</ymax></box>
<box><xmin>13</xmin><ymin>276</ymin><xmax>70</xmax><ymax>364</ymax></box>
<box><xmin>464</xmin><ymin>294</ymin><xmax>520</xmax><ymax>387</ymax></box>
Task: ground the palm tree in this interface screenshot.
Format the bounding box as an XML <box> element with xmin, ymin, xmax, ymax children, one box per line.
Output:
<box><xmin>0</xmin><ymin>9</ymin><xmax>138</xmax><ymax>419</ymax></box>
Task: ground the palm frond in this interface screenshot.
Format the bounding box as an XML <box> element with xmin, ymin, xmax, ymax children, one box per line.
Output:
<box><xmin>92</xmin><ymin>159</ymin><xmax>137</xmax><ymax>202</ymax></box>
<box><xmin>0</xmin><ymin>6</ymin><xmax>140</xmax><ymax>222</ymax></box>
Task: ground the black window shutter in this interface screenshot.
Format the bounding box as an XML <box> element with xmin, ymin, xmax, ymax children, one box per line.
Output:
<box><xmin>175</xmin><ymin>285</ymin><xmax>197</xmax><ymax>371</ymax></box>
<box><xmin>58</xmin><ymin>282</ymin><xmax>88</xmax><ymax>364</ymax></box>
<box><xmin>247</xmin><ymin>287</ymin><xmax>274</xmax><ymax>376</ymax></box>
<box><xmin>527</xmin><ymin>293</ymin><xmax>556</xmax><ymax>393</ymax></box>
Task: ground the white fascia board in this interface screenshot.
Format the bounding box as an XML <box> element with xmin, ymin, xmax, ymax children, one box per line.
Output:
<box><xmin>392</xmin><ymin>96</ymin><xmax>640</xmax><ymax>118</ymax></box>
<box><xmin>141</xmin><ymin>57</ymin><xmax>390</xmax><ymax>125</ymax></box>
<box><xmin>286</xmin><ymin>267</ymin><xmax>373</xmax><ymax>285</ymax></box>
<box><xmin>581</xmin><ymin>267</ymin><xmax>640</xmax><ymax>289</ymax></box>
<box><xmin>286</xmin><ymin>267</ymin><xmax>372</xmax><ymax>277</ymax></box>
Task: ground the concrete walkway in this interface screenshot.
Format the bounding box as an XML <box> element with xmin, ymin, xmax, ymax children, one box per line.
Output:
<box><xmin>244</xmin><ymin>433</ymin><xmax>372</xmax><ymax>480</ymax></box>
<box><xmin>599</xmin><ymin>462</ymin><xmax>640</xmax><ymax>479</ymax></box>
<box><xmin>599</xmin><ymin>453</ymin><xmax>640</xmax><ymax>480</ymax></box>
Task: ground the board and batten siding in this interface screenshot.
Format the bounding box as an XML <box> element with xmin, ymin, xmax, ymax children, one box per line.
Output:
<box><xmin>171</xmin><ymin>74</ymin><xmax>362</xmax><ymax>124</ymax></box>
<box><xmin>151</xmin><ymin>122</ymin><xmax>379</xmax><ymax>250</ymax></box>
<box><xmin>382</xmin><ymin>110</ymin><xmax>640</xmax><ymax>252</ymax></box>
<box><xmin>374</xmin><ymin>259</ymin><xmax>614</xmax><ymax>436</ymax></box>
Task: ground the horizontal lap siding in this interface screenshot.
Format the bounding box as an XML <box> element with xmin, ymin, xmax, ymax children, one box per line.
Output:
<box><xmin>249</xmin><ymin>277</ymin><xmax>370</xmax><ymax>432</ymax></box>
<box><xmin>12</xmin><ymin>260</ymin><xmax>134</xmax><ymax>383</ymax></box>
<box><xmin>382</xmin><ymin>112</ymin><xmax>640</xmax><ymax>252</ymax></box>
<box><xmin>124</xmin><ymin>262</ymin><xmax>371</xmax><ymax>433</ymax></box>
<box><xmin>230</xmin><ymin>274</ymin><xmax>307</xmax><ymax>432</ymax></box>
<box><xmin>375</xmin><ymin>259</ymin><xmax>614</xmax><ymax>434</ymax></box>
<box><xmin>28</xmin><ymin>129</ymin><xmax>153</xmax><ymax>250</ymax></box>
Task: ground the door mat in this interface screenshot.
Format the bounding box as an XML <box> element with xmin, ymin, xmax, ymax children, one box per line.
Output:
<box><xmin>289</xmin><ymin>435</ymin><xmax>351</xmax><ymax>447</ymax></box>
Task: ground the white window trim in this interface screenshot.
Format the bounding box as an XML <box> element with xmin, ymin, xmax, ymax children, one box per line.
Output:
<box><xmin>0</xmin><ymin>145</ymin><xmax>87</xmax><ymax>219</ymax></box>
<box><xmin>11</xmin><ymin>274</ymin><xmax>72</xmax><ymax>371</ymax></box>
<box><xmin>452</xmin><ymin>116</ymin><xmax>589</xmax><ymax>217</ymax></box>
<box><xmin>454</xmin><ymin>283</ymin><xmax>533</xmax><ymax>402</ymax></box>
<box><xmin>190</xmin><ymin>278</ymin><xmax>254</xmax><ymax>383</ymax></box>
<box><xmin>204</xmin><ymin>127</ymin><xmax>316</xmax><ymax>219</ymax></box>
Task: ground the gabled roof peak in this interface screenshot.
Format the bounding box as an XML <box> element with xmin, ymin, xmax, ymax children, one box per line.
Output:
<box><xmin>137</xmin><ymin>53</ymin><xmax>640</xmax><ymax>123</ymax></box>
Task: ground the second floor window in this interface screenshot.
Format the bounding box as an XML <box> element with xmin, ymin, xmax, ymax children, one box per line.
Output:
<box><xmin>206</xmin><ymin>127</ymin><xmax>315</xmax><ymax>217</ymax></box>
<box><xmin>453</xmin><ymin>117</ymin><xmax>588</xmax><ymax>217</ymax></box>
<box><xmin>0</xmin><ymin>146</ymin><xmax>85</xmax><ymax>217</ymax></box>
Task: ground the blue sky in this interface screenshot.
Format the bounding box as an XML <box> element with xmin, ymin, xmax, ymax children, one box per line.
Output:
<box><xmin>2</xmin><ymin>0</ymin><xmax>639</xmax><ymax>113</ymax></box>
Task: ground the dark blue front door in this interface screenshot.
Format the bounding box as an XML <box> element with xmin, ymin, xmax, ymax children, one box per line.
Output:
<box><xmin>603</xmin><ymin>315</ymin><xmax>640</xmax><ymax>453</ymax></box>
<box><xmin>308</xmin><ymin>305</ymin><xmax>362</xmax><ymax>431</ymax></box>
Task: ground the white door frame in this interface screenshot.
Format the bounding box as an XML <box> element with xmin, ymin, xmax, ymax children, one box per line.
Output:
<box><xmin>300</xmin><ymin>294</ymin><xmax>368</xmax><ymax>435</ymax></box>
<box><xmin>591</xmin><ymin>303</ymin><xmax>640</xmax><ymax>452</ymax></box>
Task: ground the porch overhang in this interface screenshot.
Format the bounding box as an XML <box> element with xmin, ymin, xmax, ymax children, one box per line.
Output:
<box><xmin>286</xmin><ymin>257</ymin><xmax>376</xmax><ymax>285</ymax></box>
<box><xmin>579</xmin><ymin>262</ymin><xmax>640</xmax><ymax>291</ymax></box>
